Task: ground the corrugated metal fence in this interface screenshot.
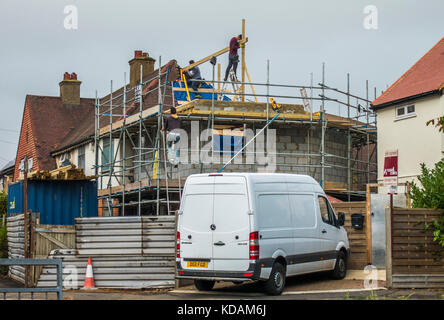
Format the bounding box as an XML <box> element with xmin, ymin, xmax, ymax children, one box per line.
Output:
<box><xmin>6</xmin><ymin>214</ymin><xmax>25</xmax><ymax>283</ymax></box>
<box><xmin>37</xmin><ymin>216</ymin><xmax>176</xmax><ymax>289</ymax></box>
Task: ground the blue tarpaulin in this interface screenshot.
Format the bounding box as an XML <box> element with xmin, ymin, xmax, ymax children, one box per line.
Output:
<box><xmin>172</xmin><ymin>81</ymin><xmax>231</xmax><ymax>103</ymax></box>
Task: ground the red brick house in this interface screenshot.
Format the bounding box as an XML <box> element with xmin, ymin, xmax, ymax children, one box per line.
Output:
<box><xmin>14</xmin><ymin>73</ymin><xmax>95</xmax><ymax>181</ymax></box>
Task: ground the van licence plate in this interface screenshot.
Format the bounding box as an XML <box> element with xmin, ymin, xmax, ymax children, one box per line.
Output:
<box><xmin>187</xmin><ymin>261</ymin><xmax>208</xmax><ymax>268</ymax></box>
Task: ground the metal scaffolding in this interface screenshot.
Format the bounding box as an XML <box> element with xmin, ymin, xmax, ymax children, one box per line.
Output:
<box><xmin>94</xmin><ymin>59</ymin><xmax>378</xmax><ymax>216</ymax></box>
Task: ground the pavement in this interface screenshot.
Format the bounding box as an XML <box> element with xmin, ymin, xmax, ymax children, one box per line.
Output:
<box><xmin>1</xmin><ymin>270</ymin><xmax>443</xmax><ymax>300</ymax></box>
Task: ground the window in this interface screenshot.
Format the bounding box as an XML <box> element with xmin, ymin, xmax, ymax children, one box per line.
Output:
<box><xmin>213</xmin><ymin>128</ymin><xmax>244</xmax><ymax>156</ymax></box>
<box><xmin>19</xmin><ymin>157</ymin><xmax>33</xmax><ymax>173</ymax></box>
<box><xmin>257</xmin><ymin>194</ymin><xmax>292</xmax><ymax>229</ymax></box>
<box><xmin>102</xmin><ymin>138</ymin><xmax>114</xmax><ymax>172</ymax></box>
<box><xmin>60</xmin><ymin>152</ymin><xmax>71</xmax><ymax>166</ymax></box>
<box><xmin>317</xmin><ymin>196</ymin><xmax>337</xmax><ymax>226</ymax></box>
<box><xmin>289</xmin><ymin>194</ymin><xmax>316</xmax><ymax>228</ymax></box>
<box><xmin>395</xmin><ymin>104</ymin><xmax>416</xmax><ymax>120</ymax></box>
<box><xmin>78</xmin><ymin>145</ymin><xmax>85</xmax><ymax>170</ymax></box>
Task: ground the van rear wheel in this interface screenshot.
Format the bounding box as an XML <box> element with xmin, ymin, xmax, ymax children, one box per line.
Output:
<box><xmin>263</xmin><ymin>262</ymin><xmax>286</xmax><ymax>296</ymax></box>
<box><xmin>194</xmin><ymin>279</ymin><xmax>215</xmax><ymax>291</ymax></box>
<box><xmin>331</xmin><ymin>251</ymin><xmax>347</xmax><ymax>280</ymax></box>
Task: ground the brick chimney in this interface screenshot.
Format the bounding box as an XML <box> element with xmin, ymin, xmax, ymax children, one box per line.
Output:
<box><xmin>59</xmin><ymin>72</ymin><xmax>81</xmax><ymax>105</ymax></box>
<box><xmin>129</xmin><ymin>50</ymin><xmax>156</xmax><ymax>88</ymax></box>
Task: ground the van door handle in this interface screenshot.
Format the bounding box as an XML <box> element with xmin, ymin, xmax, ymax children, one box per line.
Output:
<box><xmin>214</xmin><ymin>241</ymin><xmax>225</xmax><ymax>246</ymax></box>
<box><xmin>322</xmin><ymin>229</ymin><xmax>327</xmax><ymax>234</ymax></box>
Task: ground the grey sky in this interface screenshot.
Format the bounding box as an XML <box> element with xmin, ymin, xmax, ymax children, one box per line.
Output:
<box><xmin>0</xmin><ymin>0</ymin><xmax>443</xmax><ymax>168</ymax></box>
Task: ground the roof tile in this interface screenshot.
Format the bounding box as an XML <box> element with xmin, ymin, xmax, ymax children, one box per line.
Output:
<box><xmin>372</xmin><ymin>37</ymin><xmax>444</xmax><ymax>108</ymax></box>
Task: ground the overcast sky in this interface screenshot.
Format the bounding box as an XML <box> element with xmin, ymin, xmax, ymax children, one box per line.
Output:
<box><xmin>0</xmin><ymin>0</ymin><xmax>443</xmax><ymax>168</ymax></box>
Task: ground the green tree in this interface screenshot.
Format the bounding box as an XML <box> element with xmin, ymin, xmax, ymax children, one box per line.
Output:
<box><xmin>426</xmin><ymin>116</ymin><xmax>444</xmax><ymax>132</ymax></box>
<box><xmin>409</xmin><ymin>159</ymin><xmax>444</xmax><ymax>248</ymax></box>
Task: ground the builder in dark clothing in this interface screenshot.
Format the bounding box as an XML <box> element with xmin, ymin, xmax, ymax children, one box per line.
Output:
<box><xmin>163</xmin><ymin>107</ymin><xmax>182</xmax><ymax>165</ymax></box>
<box><xmin>224</xmin><ymin>34</ymin><xmax>242</xmax><ymax>81</ymax></box>
<box><xmin>186</xmin><ymin>60</ymin><xmax>202</xmax><ymax>92</ymax></box>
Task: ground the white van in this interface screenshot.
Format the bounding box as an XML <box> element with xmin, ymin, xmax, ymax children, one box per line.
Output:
<box><xmin>176</xmin><ymin>173</ymin><xmax>350</xmax><ymax>295</ymax></box>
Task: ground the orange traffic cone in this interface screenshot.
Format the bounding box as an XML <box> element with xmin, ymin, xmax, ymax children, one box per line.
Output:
<box><xmin>83</xmin><ymin>257</ymin><xmax>96</xmax><ymax>289</ymax></box>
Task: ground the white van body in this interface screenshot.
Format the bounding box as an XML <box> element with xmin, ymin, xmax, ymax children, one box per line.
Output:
<box><xmin>176</xmin><ymin>173</ymin><xmax>350</xmax><ymax>284</ymax></box>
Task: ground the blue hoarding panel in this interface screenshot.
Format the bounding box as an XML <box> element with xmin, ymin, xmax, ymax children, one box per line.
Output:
<box><xmin>7</xmin><ymin>180</ymin><xmax>98</xmax><ymax>225</ymax></box>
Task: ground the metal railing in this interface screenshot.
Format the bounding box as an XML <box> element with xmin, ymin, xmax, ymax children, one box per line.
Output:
<box><xmin>0</xmin><ymin>258</ymin><xmax>63</xmax><ymax>300</ymax></box>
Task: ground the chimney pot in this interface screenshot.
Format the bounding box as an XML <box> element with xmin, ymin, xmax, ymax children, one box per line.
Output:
<box><xmin>64</xmin><ymin>72</ymin><xmax>70</xmax><ymax>80</ymax></box>
<box><xmin>71</xmin><ymin>72</ymin><xmax>77</xmax><ymax>80</ymax></box>
<box><xmin>134</xmin><ymin>50</ymin><xmax>143</xmax><ymax>58</ymax></box>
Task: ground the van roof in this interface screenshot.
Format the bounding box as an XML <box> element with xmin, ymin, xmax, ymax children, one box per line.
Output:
<box><xmin>189</xmin><ymin>173</ymin><xmax>320</xmax><ymax>185</ymax></box>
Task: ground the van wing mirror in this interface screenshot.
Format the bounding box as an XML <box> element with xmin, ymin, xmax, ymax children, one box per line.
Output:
<box><xmin>337</xmin><ymin>212</ymin><xmax>345</xmax><ymax>226</ymax></box>
<box><xmin>177</xmin><ymin>210</ymin><xmax>183</xmax><ymax>215</ymax></box>
<box><xmin>247</xmin><ymin>209</ymin><xmax>254</xmax><ymax>215</ymax></box>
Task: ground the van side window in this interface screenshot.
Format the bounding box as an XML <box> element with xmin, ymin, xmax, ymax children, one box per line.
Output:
<box><xmin>318</xmin><ymin>196</ymin><xmax>337</xmax><ymax>226</ymax></box>
<box><xmin>257</xmin><ymin>194</ymin><xmax>292</xmax><ymax>229</ymax></box>
<box><xmin>318</xmin><ymin>196</ymin><xmax>331</xmax><ymax>224</ymax></box>
<box><xmin>288</xmin><ymin>194</ymin><xmax>316</xmax><ymax>228</ymax></box>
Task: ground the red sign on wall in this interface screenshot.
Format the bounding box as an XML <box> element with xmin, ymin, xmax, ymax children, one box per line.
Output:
<box><xmin>383</xmin><ymin>150</ymin><xmax>398</xmax><ymax>194</ymax></box>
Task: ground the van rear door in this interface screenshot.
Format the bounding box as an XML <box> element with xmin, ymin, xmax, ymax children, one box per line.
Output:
<box><xmin>180</xmin><ymin>176</ymin><xmax>215</xmax><ymax>271</ymax></box>
<box><xmin>212</xmin><ymin>176</ymin><xmax>250</xmax><ymax>272</ymax></box>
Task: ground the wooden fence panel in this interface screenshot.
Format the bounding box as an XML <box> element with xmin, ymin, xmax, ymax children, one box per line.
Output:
<box><xmin>389</xmin><ymin>208</ymin><xmax>444</xmax><ymax>288</ymax></box>
<box><xmin>32</xmin><ymin>224</ymin><xmax>75</xmax><ymax>285</ymax></box>
<box><xmin>391</xmin><ymin>208</ymin><xmax>443</xmax><ymax>274</ymax></box>
<box><xmin>332</xmin><ymin>202</ymin><xmax>369</xmax><ymax>269</ymax></box>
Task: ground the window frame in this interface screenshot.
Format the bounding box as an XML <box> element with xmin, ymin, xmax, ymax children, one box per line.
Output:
<box><xmin>78</xmin><ymin>145</ymin><xmax>86</xmax><ymax>170</ymax></box>
<box><xmin>101</xmin><ymin>137</ymin><xmax>114</xmax><ymax>173</ymax></box>
<box><xmin>317</xmin><ymin>195</ymin><xmax>339</xmax><ymax>228</ymax></box>
<box><xmin>212</xmin><ymin>128</ymin><xmax>245</xmax><ymax>156</ymax></box>
<box><xmin>395</xmin><ymin>104</ymin><xmax>416</xmax><ymax>121</ymax></box>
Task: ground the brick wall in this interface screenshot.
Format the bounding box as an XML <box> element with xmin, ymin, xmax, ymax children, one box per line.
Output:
<box><xmin>14</xmin><ymin>99</ymin><xmax>38</xmax><ymax>181</ymax></box>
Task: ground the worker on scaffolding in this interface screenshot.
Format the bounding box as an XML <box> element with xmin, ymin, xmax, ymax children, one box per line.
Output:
<box><xmin>185</xmin><ymin>60</ymin><xmax>202</xmax><ymax>96</ymax></box>
<box><xmin>162</xmin><ymin>107</ymin><xmax>181</xmax><ymax>166</ymax></box>
<box><xmin>224</xmin><ymin>34</ymin><xmax>242</xmax><ymax>82</ymax></box>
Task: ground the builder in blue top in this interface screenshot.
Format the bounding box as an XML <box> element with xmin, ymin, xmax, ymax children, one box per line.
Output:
<box><xmin>224</xmin><ymin>34</ymin><xmax>242</xmax><ymax>82</ymax></box>
<box><xmin>186</xmin><ymin>60</ymin><xmax>202</xmax><ymax>94</ymax></box>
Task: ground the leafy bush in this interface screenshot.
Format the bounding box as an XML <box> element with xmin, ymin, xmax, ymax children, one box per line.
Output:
<box><xmin>0</xmin><ymin>192</ymin><xmax>7</xmax><ymax>274</ymax></box>
<box><xmin>409</xmin><ymin>159</ymin><xmax>444</xmax><ymax>249</ymax></box>
<box><xmin>0</xmin><ymin>223</ymin><xmax>7</xmax><ymax>274</ymax></box>
<box><xmin>0</xmin><ymin>192</ymin><xmax>6</xmax><ymax>216</ymax></box>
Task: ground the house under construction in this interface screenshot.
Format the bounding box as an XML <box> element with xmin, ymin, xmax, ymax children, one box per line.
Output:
<box><xmin>93</xmin><ymin>21</ymin><xmax>377</xmax><ymax>216</ymax></box>
<box><xmin>94</xmin><ymin>71</ymin><xmax>377</xmax><ymax>216</ymax></box>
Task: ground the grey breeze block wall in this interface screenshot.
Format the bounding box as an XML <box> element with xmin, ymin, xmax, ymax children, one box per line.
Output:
<box><xmin>134</xmin><ymin>122</ymin><xmax>348</xmax><ymax>186</ymax></box>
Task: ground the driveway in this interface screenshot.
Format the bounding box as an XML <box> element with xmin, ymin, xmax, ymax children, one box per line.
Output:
<box><xmin>1</xmin><ymin>270</ymin><xmax>442</xmax><ymax>300</ymax></box>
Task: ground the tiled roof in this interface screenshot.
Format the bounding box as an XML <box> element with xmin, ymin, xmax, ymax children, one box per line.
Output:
<box><xmin>25</xmin><ymin>95</ymin><xmax>95</xmax><ymax>170</ymax></box>
<box><xmin>53</xmin><ymin>60</ymin><xmax>180</xmax><ymax>153</ymax></box>
<box><xmin>0</xmin><ymin>158</ymin><xmax>15</xmax><ymax>173</ymax></box>
<box><xmin>327</xmin><ymin>195</ymin><xmax>342</xmax><ymax>203</ymax></box>
<box><xmin>371</xmin><ymin>37</ymin><xmax>444</xmax><ymax>108</ymax></box>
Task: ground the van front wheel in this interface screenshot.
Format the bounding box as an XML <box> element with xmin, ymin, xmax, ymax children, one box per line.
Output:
<box><xmin>194</xmin><ymin>279</ymin><xmax>215</xmax><ymax>291</ymax></box>
<box><xmin>263</xmin><ymin>262</ymin><xmax>286</xmax><ymax>295</ymax></box>
<box><xmin>331</xmin><ymin>251</ymin><xmax>347</xmax><ymax>280</ymax></box>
